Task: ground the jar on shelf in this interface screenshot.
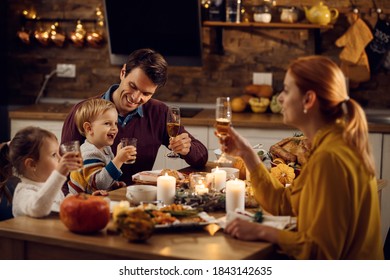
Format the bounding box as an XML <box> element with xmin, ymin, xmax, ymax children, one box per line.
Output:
<box><xmin>253</xmin><ymin>4</ymin><xmax>272</xmax><ymax>23</ymax></box>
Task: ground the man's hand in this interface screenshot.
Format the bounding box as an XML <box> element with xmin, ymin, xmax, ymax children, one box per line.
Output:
<box><xmin>169</xmin><ymin>133</ymin><xmax>192</xmax><ymax>156</ymax></box>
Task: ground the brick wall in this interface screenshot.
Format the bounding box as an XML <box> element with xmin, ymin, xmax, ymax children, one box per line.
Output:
<box><xmin>4</xmin><ymin>0</ymin><xmax>390</xmax><ymax>108</ymax></box>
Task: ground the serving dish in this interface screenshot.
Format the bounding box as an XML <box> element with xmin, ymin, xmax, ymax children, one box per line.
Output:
<box><xmin>132</xmin><ymin>170</ymin><xmax>186</xmax><ymax>185</ymax></box>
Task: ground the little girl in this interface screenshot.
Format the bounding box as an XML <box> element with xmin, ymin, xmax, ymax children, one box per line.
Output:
<box><xmin>0</xmin><ymin>126</ymin><xmax>82</xmax><ymax>218</ymax></box>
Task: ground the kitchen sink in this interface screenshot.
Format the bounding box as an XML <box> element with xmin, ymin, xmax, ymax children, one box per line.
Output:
<box><xmin>365</xmin><ymin>113</ymin><xmax>390</xmax><ymax>124</ymax></box>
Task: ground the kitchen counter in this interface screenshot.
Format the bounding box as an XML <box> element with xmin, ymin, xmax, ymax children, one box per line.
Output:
<box><xmin>8</xmin><ymin>103</ymin><xmax>390</xmax><ymax>133</ymax></box>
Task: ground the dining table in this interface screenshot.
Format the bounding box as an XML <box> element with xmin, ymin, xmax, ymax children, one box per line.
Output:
<box><xmin>0</xmin><ymin>163</ymin><xmax>278</xmax><ymax>260</ymax></box>
<box><xmin>0</xmin><ymin>160</ymin><xmax>386</xmax><ymax>260</ymax></box>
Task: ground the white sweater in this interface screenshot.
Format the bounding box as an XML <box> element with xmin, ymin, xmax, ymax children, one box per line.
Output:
<box><xmin>12</xmin><ymin>170</ymin><xmax>66</xmax><ymax>218</ymax></box>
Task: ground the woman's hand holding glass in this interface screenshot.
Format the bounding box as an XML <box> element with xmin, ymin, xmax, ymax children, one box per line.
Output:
<box><xmin>215</xmin><ymin>97</ymin><xmax>232</xmax><ymax>165</ymax></box>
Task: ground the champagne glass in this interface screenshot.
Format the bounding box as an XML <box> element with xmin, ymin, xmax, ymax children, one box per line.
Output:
<box><xmin>215</xmin><ymin>97</ymin><xmax>232</xmax><ymax>165</ymax></box>
<box><xmin>166</xmin><ymin>106</ymin><xmax>181</xmax><ymax>159</ymax></box>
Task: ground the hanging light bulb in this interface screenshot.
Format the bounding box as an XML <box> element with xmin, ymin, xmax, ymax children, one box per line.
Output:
<box><xmin>69</xmin><ymin>20</ymin><xmax>86</xmax><ymax>47</ymax></box>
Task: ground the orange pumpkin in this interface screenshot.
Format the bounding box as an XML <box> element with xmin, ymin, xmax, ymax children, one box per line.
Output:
<box><xmin>60</xmin><ymin>194</ymin><xmax>110</xmax><ymax>233</ymax></box>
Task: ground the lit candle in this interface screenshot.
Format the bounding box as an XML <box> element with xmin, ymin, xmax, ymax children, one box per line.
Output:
<box><xmin>157</xmin><ymin>173</ymin><xmax>176</xmax><ymax>205</ymax></box>
<box><xmin>195</xmin><ymin>181</ymin><xmax>209</xmax><ymax>195</ymax></box>
<box><xmin>213</xmin><ymin>166</ymin><xmax>227</xmax><ymax>191</ymax></box>
<box><xmin>225</xmin><ymin>178</ymin><xmax>245</xmax><ymax>213</ymax></box>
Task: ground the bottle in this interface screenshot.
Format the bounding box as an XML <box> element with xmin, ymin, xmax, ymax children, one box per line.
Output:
<box><xmin>226</xmin><ymin>0</ymin><xmax>237</xmax><ymax>22</ymax></box>
<box><xmin>209</xmin><ymin>0</ymin><xmax>226</xmax><ymax>21</ymax></box>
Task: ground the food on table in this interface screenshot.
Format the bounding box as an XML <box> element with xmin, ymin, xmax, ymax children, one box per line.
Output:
<box><xmin>112</xmin><ymin>200</ymin><xmax>131</xmax><ymax>222</ymax></box>
<box><xmin>159</xmin><ymin>169</ymin><xmax>182</xmax><ymax>180</ymax></box>
<box><xmin>60</xmin><ymin>194</ymin><xmax>110</xmax><ymax>233</ymax></box>
<box><xmin>269</xmin><ymin>135</ymin><xmax>310</xmax><ymax>166</ymax></box>
<box><xmin>149</xmin><ymin>210</ymin><xmax>178</xmax><ymax>224</ymax></box>
<box><xmin>270</xmin><ymin>163</ymin><xmax>296</xmax><ymax>185</ymax></box>
<box><xmin>115</xmin><ymin>208</ymin><xmax>154</xmax><ymax>242</ymax></box>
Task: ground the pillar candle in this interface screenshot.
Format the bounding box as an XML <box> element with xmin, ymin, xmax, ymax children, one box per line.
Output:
<box><xmin>157</xmin><ymin>173</ymin><xmax>176</xmax><ymax>205</ymax></box>
<box><xmin>213</xmin><ymin>166</ymin><xmax>227</xmax><ymax>191</ymax></box>
<box><xmin>225</xmin><ymin>178</ymin><xmax>245</xmax><ymax>213</ymax></box>
<box><xmin>206</xmin><ymin>173</ymin><xmax>214</xmax><ymax>191</ymax></box>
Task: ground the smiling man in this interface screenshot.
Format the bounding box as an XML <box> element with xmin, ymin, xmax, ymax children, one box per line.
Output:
<box><xmin>61</xmin><ymin>49</ymin><xmax>208</xmax><ymax>187</ymax></box>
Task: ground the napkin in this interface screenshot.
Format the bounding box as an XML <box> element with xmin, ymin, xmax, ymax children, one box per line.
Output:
<box><xmin>218</xmin><ymin>210</ymin><xmax>296</xmax><ymax>230</ymax></box>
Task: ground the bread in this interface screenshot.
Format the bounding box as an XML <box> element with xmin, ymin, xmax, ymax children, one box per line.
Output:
<box><xmin>269</xmin><ymin>136</ymin><xmax>311</xmax><ymax>165</ymax></box>
<box><xmin>159</xmin><ymin>169</ymin><xmax>181</xmax><ymax>180</ymax></box>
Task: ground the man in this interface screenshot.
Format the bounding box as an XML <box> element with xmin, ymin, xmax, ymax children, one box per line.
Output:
<box><xmin>61</xmin><ymin>48</ymin><xmax>208</xmax><ymax>185</ymax></box>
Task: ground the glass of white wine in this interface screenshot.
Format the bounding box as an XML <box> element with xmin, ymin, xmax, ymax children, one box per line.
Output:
<box><xmin>215</xmin><ymin>97</ymin><xmax>232</xmax><ymax>165</ymax></box>
<box><xmin>166</xmin><ymin>106</ymin><xmax>181</xmax><ymax>159</ymax></box>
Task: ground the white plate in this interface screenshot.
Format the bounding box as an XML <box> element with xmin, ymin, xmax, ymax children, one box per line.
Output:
<box><xmin>132</xmin><ymin>170</ymin><xmax>185</xmax><ymax>184</ymax></box>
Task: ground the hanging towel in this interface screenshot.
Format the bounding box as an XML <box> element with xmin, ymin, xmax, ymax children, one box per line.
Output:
<box><xmin>335</xmin><ymin>14</ymin><xmax>373</xmax><ymax>86</ymax></box>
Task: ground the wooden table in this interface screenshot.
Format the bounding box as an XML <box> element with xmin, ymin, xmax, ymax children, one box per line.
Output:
<box><xmin>0</xmin><ymin>187</ymin><xmax>275</xmax><ymax>260</ymax></box>
<box><xmin>0</xmin><ymin>167</ymin><xmax>385</xmax><ymax>260</ymax></box>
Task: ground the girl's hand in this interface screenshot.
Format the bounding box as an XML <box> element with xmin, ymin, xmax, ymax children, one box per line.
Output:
<box><xmin>57</xmin><ymin>151</ymin><xmax>83</xmax><ymax>176</ymax></box>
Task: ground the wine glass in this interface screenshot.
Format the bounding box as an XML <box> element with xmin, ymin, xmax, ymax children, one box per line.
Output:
<box><xmin>215</xmin><ymin>97</ymin><xmax>232</xmax><ymax>165</ymax></box>
<box><xmin>166</xmin><ymin>106</ymin><xmax>181</xmax><ymax>159</ymax></box>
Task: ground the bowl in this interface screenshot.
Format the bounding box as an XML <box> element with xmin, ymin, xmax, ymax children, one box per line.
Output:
<box><xmin>126</xmin><ymin>185</ymin><xmax>157</xmax><ymax>205</ymax></box>
<box><xmin>254</xmin><ymin>13</ymin><xmax>272</xmax><ymax>23</ymax></box>
<box><xmin>214</xmin><ymin>149</ymin><xmax>236</xmax><ymax>167</ymax></box>
<box><xmin>211</xmin><ymin>167</ymin><xmax>240</xmax><ymax>179</ymax></box>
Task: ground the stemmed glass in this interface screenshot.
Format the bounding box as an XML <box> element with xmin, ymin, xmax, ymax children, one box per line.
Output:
<box><xmin>215</xmin><ymin>97</ymin><xmax>232</xmax><ymax>165</ymax></box>
<box><xmin>166</xmin><ymin>106</ymin><xmax>181</xmax><ymax>159</ymax></box>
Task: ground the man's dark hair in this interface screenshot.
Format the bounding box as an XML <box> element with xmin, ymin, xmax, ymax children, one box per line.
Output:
<box><xmin>125</xmin><ymin>48</ymin><xmax>168</xmax><ymax>88</ymax></box>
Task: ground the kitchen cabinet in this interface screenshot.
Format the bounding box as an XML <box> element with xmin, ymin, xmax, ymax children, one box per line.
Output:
<box><xmin>208</xmin><ymin>126</ymin><xmax>296</xmax><ymax>152</ymax></box>
<box><xmin>202</xmin><ymin>21</ymin><xmax>333</xmax><ymax>54</ymax></box>
<box><xmin>369</xmin><ymin>133</ymin><xmax>384</xmax><ymax>178</ymax></box>
<box><xmin>381</xmin><ymin>134</ymin><xmax>390</xmax><ymax>244</ymax></box>
<box><xmin>10</xmin><ymin>119</ymin><xmax>63</xmax><ymax>140</ymax></box>
<box><xmin>153</xmin><ymin>125</ymin><xmax>296</xmax><ymax>170</ymax></box>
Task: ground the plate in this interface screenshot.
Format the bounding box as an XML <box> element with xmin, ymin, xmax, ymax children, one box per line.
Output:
<box><xmin>132</xmin><ymin>170</ymin><xmax>185</xmax><ymax>185</ymax></box>
<box><xmin>153</xmin><ymin>211</ymin><xmax>218</xmax><ymax>232</ymax></box>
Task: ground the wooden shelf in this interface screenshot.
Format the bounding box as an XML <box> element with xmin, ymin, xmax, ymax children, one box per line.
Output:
<box><xmin>203</xmin><ymin>21</ymin><xmax>334</xmax><ymax>29</ymax></box>
<box><xmin>202</xmin><ymin>21</ymin><xmax>334</xmax><ymax>55</ymax></box>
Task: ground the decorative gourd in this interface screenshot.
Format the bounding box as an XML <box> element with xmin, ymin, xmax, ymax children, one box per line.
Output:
<box><xmin>270</xmin><ymin>163</ymin><xmax>296</xmax><ymax>185</ymax></box>
<box><xmin>115</xmin><ymin>208</ymin><xmax>154</xmax><ymax>242</ymax></box>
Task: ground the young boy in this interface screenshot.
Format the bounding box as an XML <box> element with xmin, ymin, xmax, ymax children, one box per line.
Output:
<box><xmin>67</xmin><ymin>99</ymin><xmax>136</xmax><ymax>194</ymax></box>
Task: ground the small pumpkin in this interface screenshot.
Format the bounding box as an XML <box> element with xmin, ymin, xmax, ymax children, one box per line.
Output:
<box><xmin>270</xmin><ymin>163</ymin><xmax>296</xmax><ymax>185</ymax></box>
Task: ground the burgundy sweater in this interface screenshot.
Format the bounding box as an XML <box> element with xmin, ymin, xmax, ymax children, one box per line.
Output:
<box><xmin>61</xmin><ymin>96</ymin><xmax>208</xmax><ymax>185</ymax></box>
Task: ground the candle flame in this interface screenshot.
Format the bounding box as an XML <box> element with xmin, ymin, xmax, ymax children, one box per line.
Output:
<box><xmin>204</xmin><ymin>223</ymin><xmax>221</xmax><ymax>236</ymax></box>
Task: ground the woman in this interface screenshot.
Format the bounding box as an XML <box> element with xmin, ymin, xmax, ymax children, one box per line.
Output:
<box><xmin>223</xmin><ymin>56</ymin><xmax>383</xmax><ymax>259</ymax></box>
